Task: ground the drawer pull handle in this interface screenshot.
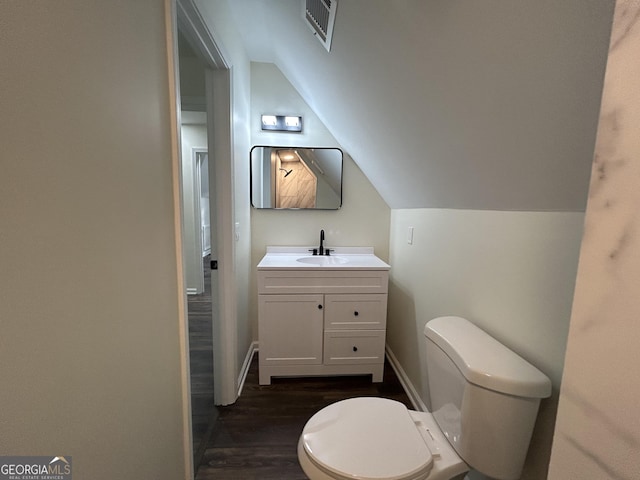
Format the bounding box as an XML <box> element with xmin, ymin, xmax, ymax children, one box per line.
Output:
<box><xmin>354</xmin><ymin>311</ymin><xmax>359</xmax><ymax>316</ymax></box>
<box><xmin>352</xmin><ymin>346</ymin><xmax>358</xmax><ymax>352</ymax></box>
<box><xmin>318</xmin><ymin>304</ymin><xmax>323</xmax><ymax>310</ymax></box>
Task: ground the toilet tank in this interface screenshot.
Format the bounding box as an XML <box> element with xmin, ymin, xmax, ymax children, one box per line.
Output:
<box><xmin>424</xmin><ymin>316</ymin><xmax>551</xmax><ymax>480</ymax></box>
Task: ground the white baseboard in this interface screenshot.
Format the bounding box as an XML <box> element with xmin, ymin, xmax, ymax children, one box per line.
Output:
<box><xmin>385</xmin><ymin>345</ymin><xmax>428</xmax><ymax>412</ymax></box>
<box><xmin>237</xmin><ymin>341</ymin><xmax>258</xmax><ymax>397</ymax></box>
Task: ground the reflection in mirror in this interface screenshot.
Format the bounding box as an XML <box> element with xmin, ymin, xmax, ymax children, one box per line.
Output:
<box><xmin>251</xmin><ymin>146</ymin><xmax>343</xmax><ymax>209</ymax></box>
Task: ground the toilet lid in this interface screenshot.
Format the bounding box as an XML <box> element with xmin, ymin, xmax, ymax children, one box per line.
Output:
<box><xmin>302</xmin><ymin>397</ymin><xmax>433</xmax><ymax>480</ymax></box>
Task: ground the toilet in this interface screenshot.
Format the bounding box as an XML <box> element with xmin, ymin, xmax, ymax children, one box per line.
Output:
<box><xmin>298</xmin><ymin>316</ymin><xmax>552</xmax><ymax>480</ymax></box>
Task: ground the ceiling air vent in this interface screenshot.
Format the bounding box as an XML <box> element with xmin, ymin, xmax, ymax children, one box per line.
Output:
<box><xmin>303</xmin><ymin>0</ymin><xmax>338</xmax><ymax>52</ymax></box>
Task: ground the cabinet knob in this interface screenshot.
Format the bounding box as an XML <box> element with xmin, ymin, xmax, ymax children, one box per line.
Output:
<box><xmin>354</xmin><ymin>311</ymin><xmax>359</xmax><ymax>316</ymax></box>
<box><xmin>318</xmin><ymin>304</ymin><xmax>323</xmax><ymax>310</ymax></box>
<box><xmin>352</xmin><ymin>346</ymin><xmax>358</xmax><ymax>352</ymax></box>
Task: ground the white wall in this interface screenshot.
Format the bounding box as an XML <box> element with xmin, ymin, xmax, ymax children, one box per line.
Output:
<box><xmin>549</xmin><ymin>2</ymin><xmax>640</xmax><ymax>478</ymax></box>
<box><xmin>0</xmin><ymin>1</ymin><xmax>187</xmax><ymax>479</ymax></box>
<box><xmin>387</xmin><ymin>209</ymin><xmax>585</xmax><ymax>479</ymax></box>
<box><xmin>250</xmin><ymin>62</ymin><xmax>344</xmax><ymax>149</ymax></box>
<box><xmin>180</xmin><ymin>118</ymin><xmax>208</xmax><ymax>293</ymax></box>
<box><xmin>249</xmin><ymin>62</ymin><xmax>391</xmax><ymax>339</ymax></box>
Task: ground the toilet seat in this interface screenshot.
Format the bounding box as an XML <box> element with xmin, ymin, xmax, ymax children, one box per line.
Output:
<box><xmin>301</xmin><ymin>397</ymin><xmax>434</xmax><ymax>480</ymax></box>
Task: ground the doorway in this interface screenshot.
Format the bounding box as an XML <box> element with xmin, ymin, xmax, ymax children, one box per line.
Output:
<box><xmin>174</xmin><ymin>0</ymin><xmax>239</xmax><ymax>476</ymax></box>
<box><xmin>177</xmin><ymin>27</ymin><xmax>218</xmax><ymax>472</ymax></box>
<box><xmin>196</xmin><ymin>151</ymin><xmax>211</xmax><ymax>259</ymax></box>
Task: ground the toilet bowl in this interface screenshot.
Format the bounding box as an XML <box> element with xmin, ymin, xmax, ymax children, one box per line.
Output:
<box><xmin>297</xmin><ymin>316</ymin><xmax>552</xmax><ymax>480</ymax></box>
<box><xmin>298</xmin><ymin>397</ymin><xmax>468</xmax><ymax>480</ymax></box>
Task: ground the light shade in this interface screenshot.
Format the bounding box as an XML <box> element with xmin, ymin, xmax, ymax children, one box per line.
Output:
<box><xmin>261</xmin><ymin>114</ymin><xmax>303</xmax><ymax>132</ymax></box>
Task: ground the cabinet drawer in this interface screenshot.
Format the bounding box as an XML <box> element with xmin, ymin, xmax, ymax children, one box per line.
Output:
<box><xmin>323</xmin><ymin>330</ymin><xmax>385</xmax><ymax>365</ymax></box>
<box><xmin>258</xmin><ymin>270</ymin><xmax>389</xmax><ymax>294</ymax></box>
<box><xmin>324</xmin><ymin>294</ymin><xmax>387</xmax><ymax>330</ymax></box>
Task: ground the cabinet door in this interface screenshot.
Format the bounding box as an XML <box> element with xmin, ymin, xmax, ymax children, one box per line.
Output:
<box><xmin>258</xmin><ymin>294</ymin><xmax>324</xmax><ymax>365</ymax></box>
<box><xmin>324</xmin><ymin>294</ymin><xmax>387</xmax><ymax>330</ymax></box>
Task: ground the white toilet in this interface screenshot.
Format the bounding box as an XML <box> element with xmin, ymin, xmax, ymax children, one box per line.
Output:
<box><xmin>298</xmin><ymin>316</ymin><xmax>552</xmax><ymax>480</ymax></box>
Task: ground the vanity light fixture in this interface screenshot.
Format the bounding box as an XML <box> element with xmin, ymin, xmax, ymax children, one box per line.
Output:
<box><xmin>285</xmin><ymin>116</ymin><xmax>301</xmax><ymax>128</ymax></box>
<box><xmin>261</xmin><ymin>114</ymin><xmax>303</xmax><ymax>132</ymax></box>
<box><xmin>261</xmin><ymin>115</ymin><xmax>277</xmax><ymax>126</ymax></box>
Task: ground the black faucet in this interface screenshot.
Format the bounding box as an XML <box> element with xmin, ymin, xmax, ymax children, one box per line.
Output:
<box><xmin>318</xmin><ymin>229</ymin><xmax>325</xmax><ymax>256</ymax></box>
<box><xmin>309</xmin><ymin>229</ymin><xmax>331</xmax><ymax>256</ymax></box>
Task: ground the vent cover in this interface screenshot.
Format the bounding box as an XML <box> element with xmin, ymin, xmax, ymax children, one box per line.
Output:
<box><xmin>303</xmin><ymin>0</ymin><xmax>338</xmax><ymax>52</ymax></box>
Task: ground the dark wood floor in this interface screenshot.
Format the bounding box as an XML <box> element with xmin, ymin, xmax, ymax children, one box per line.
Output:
<box><xmin>195</xmin><ymin>355</ymin><xmax>413</xmax><ymax>480</ymax></box>
<box><xmin>187</xmin><ymin>255</ymin><xmax>219</xmax><ymax>472</ymax></box>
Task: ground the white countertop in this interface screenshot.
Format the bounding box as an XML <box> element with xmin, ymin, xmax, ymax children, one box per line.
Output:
<box><xmin>257</xmin><ymin>246</ymin><xmax>391</xmax><ymax>270</ymax></box>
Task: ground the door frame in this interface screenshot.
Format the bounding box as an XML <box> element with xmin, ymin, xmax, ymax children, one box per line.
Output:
<box><xmin>166</xmin><ymin>0</ymin><xmax>239</xmax><ymax>477</ymax></box>
<box><xmin>193</xmin><ymin>147</ymin><xmax>210</xmax><ymax>282</ymax></box>
<box><xmin>176</xmin><ymin>0</ymin><xmax>238</xmax><ymax>405</ymax></box>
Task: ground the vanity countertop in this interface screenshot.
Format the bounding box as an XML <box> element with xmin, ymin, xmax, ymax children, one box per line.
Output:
<box><xmin>257</xmin><ymin>246</ymin><xmax>390</xmax><ymax>271</ymax></box>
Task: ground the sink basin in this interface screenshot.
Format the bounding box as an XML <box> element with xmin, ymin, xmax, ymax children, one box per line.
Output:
<box><xmin>296</xmin><ymin>256</ymin><xmax>349</xmax><ymax>265</ymax></box>
<box><xmin>258</xmin><ymin>247</ymin><xmax>390</xmax><ymax>270</ymax></box>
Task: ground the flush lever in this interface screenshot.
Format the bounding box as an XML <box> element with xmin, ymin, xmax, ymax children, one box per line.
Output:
<box><xmin>414</xmin><ymin>421</ymin><xmax>441</xmax><ymax>459</ymax></box>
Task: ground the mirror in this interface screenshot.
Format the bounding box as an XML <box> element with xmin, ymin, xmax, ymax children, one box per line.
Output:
<box><xmin>251</xmin><ymin>146</ymin><xmax>343</xmax><ymax>209</ymax></box>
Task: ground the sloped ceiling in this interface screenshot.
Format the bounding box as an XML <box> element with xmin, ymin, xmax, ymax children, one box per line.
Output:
<box><xmin>226</xmin><ymin>0</ymin><xmax>615</xmax><ymax>210</ymax></box>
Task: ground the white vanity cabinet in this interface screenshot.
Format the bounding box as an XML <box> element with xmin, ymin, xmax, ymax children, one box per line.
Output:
<box><xmin>257</xmin><ymin>251</ymin><xmax>390</xmax><ymax>385</ymax></box>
